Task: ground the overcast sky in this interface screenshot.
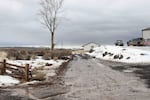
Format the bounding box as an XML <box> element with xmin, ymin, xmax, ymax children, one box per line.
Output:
<box><xmin>0</xmin><ymin>0</ymin><xmax>150</xmax><ymax>47</ymax></box>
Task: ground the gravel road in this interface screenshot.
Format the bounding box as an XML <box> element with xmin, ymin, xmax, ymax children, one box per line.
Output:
<box><xmin>61</xmin><ymin>55</ymin><xmax>150</xmax><ymax>100</ymax></box>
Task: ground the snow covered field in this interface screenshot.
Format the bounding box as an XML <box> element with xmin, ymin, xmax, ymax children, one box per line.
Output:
<box><xmin>0</xmin><ymin>56</ymin><xmax>67</xmax><ymax>87</ymax></box>
<box><xmin>88</xmin><ymin>45</ymin><xmax>150</xmax><ymax>64</ymax></box>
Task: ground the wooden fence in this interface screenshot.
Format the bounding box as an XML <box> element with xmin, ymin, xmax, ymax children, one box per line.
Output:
<box><xmin>0</xmin><ymin>59</ymin><xmax>30</xmax><ymax>81</ymax></box>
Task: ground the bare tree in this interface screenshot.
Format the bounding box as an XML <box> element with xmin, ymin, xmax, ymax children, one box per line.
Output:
<box><xmin>39</xmin><ymin>0</ymin><xmax>64</xmax><ymax>58</ymax></box>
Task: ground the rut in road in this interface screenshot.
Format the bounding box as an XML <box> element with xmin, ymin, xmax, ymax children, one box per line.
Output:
<box><xmin>61</xmin><ymin>55</ymin><xmax>150</xmax><ymax>100</ymax></box>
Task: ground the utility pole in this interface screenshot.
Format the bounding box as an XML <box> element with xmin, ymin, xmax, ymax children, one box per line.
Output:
<box><xmin>61</xmin><ymin>40</ymin><xmax>63</xmax><ymax>48</ymax></box>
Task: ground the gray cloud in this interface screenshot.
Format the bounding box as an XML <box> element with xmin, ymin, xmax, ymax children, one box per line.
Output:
<box><xmin>0</xmin><ymin>0</ymin><xmax>150</xmax><ymax>47</ymax></box>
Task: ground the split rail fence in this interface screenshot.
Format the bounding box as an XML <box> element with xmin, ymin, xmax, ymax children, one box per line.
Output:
<box><xmin>0</xmin><ymin>59</ymin><xmax>30</xmax><ymax>81</ymax></box>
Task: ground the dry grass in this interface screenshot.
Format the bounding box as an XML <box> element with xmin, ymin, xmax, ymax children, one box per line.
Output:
<box><xmin>0</xmin><ymin>47</ymin><xmax>72</xmax><ymax>60</ymax></box>
<box><xmin>0</xmin><ymin>51</ymin><xmax>7</xmax><ymax>60</ymax></box>
<box><xmin>31</xmin><ymin>65</ymin><xmax>46</xmax><ymax>81</ymax></box>
<box><xmin>43</xmin><ymin>53</ymin><xmax>51</xmax><ymax>60</ymax></box>
<box><xmin>33</xmin><ymin>72</ymin><xmax>46</xmax><ymax>81</ymax></box>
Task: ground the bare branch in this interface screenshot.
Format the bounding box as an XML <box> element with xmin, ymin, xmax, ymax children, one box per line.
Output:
<box><xmin>38</xmin><ymin>0</ymin><xmax>64</xmax><ymax>55</ymax></box>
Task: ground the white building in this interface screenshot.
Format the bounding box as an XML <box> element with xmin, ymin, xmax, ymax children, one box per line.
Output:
<box><xmin>142</xmin><ymin>27</ymin><xmax>150</xmax><ymax>39</ymax></box>
<box><xmin>82</xmin><ymin>42</ymin><xmax>100</xmax><ymax>52</ymax></box>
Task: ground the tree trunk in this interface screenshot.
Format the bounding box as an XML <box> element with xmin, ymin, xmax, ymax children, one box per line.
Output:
<box><xmin>51</xmin><ymin>32</ymin><xmax>54</xmax><ymax>59</ymax></box>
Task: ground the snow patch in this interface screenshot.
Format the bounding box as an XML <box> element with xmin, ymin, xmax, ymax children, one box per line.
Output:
<box><xmin>88</xmin><ymin>45</ymin><xmax>150</xmax><ymax>64</ymax></box>
<box><xmin>0</xmin><ymin>76</ymin><xmax>20</xmax><ymax>86</ymax></box>
<box><xmin>0</xmin><ymin>56</ymin><xmax>67</xmax><ymax>87</ymax></box>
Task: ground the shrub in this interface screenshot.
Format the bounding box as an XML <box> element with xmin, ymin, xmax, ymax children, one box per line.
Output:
<box><xmin>0</xmin><ymin>51</ymin><xmax>8</xmax><ymax>60</ymax></box>
<box><xmin>52</xmin><ymin>49</ymin><xmax>72</xmax><ymax>58</ymax></box>
<box><xmin>54</xmin><ymin>57</ymin><xmax>58</xmax><ymax>61</ymax></box>
<box><xmin>33</xmin><ymin>72</ymin><xmax>46</xmax><ymax>81</ymax></box>
<box><xmin>89</xmin><ymin>49</ymin><xmax>94</xmax><ymax>53</ymax></box>
<box><xmin>31</xmin><ymin>55</ymin><xmax>36</xmax><ymax>60</ymax></box>
<box><xmin>0</xmin><ymin>47</ymin><xmax>72</xmax><ymax>60</ymax></box>
<box><xmin>43</xmin><ymin>53</ymin><xmax>51</xmax><ymax>60</ymax></box>
<box><xmin>31</xmin><ymin>68</ymin><xmax>38</xmax><ymax>75</ymax></box>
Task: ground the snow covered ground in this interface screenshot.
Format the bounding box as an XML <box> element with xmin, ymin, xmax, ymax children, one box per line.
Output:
<box><xmin>8</xmin><ymin>56</ymin><xmax>65</xmax><ymax>70</ymax></box>
<box><xmin>0</xmin><ymin>56</ymin><xmax>67</xmax><ymax>87</ymax></box>
<box><xmin>0</xmin><ymin>76</ymin><xmax>19</xmax><ymax>87</ymax></box>
<box><xmin>88</xmin><ymin>45</ymin><xmax>150</xmax><ymax>64</ymax></box>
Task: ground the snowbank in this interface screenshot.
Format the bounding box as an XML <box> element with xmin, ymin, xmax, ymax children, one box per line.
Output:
<box><xmin>0</xmin><ymin>76</ymin><xmax>19</xmax><ymax>87</ymax></box>
<box><xmin>88</xmin><ymin>45</ymin><xmax>150</xmax><ymax>64</ymax></box>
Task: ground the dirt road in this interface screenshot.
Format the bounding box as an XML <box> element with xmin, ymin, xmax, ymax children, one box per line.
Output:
<box><xmin>61</xmin><ymin>55</ymin><xmax>150</xmax><ymax>100</ymax></box>
<box><xmin>1</xmin><ymin>55</ymin><xmax>150</xmax><ymax>100</ymax></box>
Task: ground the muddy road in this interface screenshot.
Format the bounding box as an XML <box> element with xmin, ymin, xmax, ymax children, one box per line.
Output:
<box><xmin>60</xmin><ymin>55</ymin><xmax>150</xmax><ymax>100</ymax></box>
<box><xmin>97</xmin><ymin>59</ymin><xmax>150</xmax><ymax>88</ymax></box>
<box><xmin>1</xmin><ymin>55</ymin><xmax>150</xmax><ymax>100</ymax></box>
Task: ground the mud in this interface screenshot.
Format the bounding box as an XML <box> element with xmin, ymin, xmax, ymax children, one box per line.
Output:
<box><xmin>132</xmin><ymin>65</ymin><xmax>150</xmax><ymax>88</ymax></box>
<box><xmin>0</xmin><ymin>89</ymin><xmax>33</xmax><ymax>100</ymax></box>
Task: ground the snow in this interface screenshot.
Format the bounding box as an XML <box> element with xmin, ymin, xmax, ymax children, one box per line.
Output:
<box><xmin>88</xmin><ymin>45</ymin><xmax>150</xmax><ymax>64</ymax></box>
<box><xmin>20</xmin><ymin>81</ymin><xmax>40</xmax><ymax>86</ymax></box>
<box><xmin>123</xmin><ymin>70</ymin><xmax>133</xmax><ymax>73</ymax></box>
<box><xmin>0</xmin><ymin>56</ymin><xmax>67</xmax><ymax>87</ymax></box>
<box><xmin>7</xmin><ymin>57</ymin><xmax>65</xmax><ymax>70</ymax></box>
<box><xmin>0</xmin><ymin>76</ymin><xmax>19</xmax><ymax>87</ymax></box>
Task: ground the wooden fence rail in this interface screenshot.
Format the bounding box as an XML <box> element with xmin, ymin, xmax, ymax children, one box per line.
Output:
<box><xmin>0</xmin><ymin>59</ymin><xmax>30</xmax><ymax>81</ymax></box>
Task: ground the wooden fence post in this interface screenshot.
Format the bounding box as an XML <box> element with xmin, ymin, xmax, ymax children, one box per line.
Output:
<box><xmin>25</xmin><ymin>64</ymin><xmax>29</xmax><ymax>81</ymax></box>
<box><xmin>2</xmin><ymin>59</ymin><xmax>6</xmax><ymax>74</ymax></box>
